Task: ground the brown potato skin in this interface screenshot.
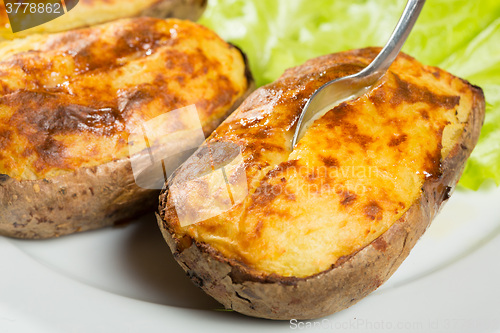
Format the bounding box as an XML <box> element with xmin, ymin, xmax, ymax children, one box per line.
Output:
<box><xmin>0</xmin><ymin>18</ymin><xmax>253</xmax><ymax>239</ymax></box>
<box><xmin>0</xmin><ymin>0</ymin><xmax>207</xmax><ymax>40</ymax></box>
<box><xmin>157</xmin><ymin>49</ymin><xmax>485</xmax><ymax>319</ymax></box>
<box><xmin>1</xmin><ymin>158</ymin><xmax>152</xmax><ymax>239</ymax></box>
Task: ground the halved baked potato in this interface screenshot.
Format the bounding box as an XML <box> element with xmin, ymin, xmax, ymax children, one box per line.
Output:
<box><xmin>157</xmin><ymin>47</ymin><xmax>485</xmax><ymax>319</ymax></box>
<box><xmin>0</xmin><ymin>17</ymin><xmax>253</xmax><ymax>239</ymax></box>
<box><xmin>0</xmin><ymin>0</ymin><xmax>207</xmax><ymax>40</ymax></box>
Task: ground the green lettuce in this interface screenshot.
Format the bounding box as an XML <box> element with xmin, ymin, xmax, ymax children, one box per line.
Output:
<box><xmin>441</xmin><ymin>18</ymin><xmax>500</xmax><ymax>189</ymax></box>
<box><xmin>199</xmin><ymin>0</ymin><xmax>500</xmax><ymax>190</ymax></box>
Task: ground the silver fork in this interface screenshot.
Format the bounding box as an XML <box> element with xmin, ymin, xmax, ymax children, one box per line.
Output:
<box><xmin>291</xmin><ymin>0</ymin><xmax>426</xmax><ymax>149</ymax></box>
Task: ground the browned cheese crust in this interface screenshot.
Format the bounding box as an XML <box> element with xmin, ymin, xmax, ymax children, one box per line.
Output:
<box><xmin>0</xmin><ymin>0</ymin><xmax>207</xmax><ymax>40</ymax></box>
<box><xmin>157</xmin><ymin>48</ymin><xmax>485</xmax><ymax>319</ymax></box>
<box><xmin>0</xmin><ymin>17</ymin><xmax>253</xmax><ymax>239</ymax></box>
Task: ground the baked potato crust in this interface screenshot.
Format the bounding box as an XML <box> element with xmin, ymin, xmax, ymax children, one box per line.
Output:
<box><xmin>157</xmin><ymin>48</ymin><xmax>485</xmax><ymax>319</ymax></box>
<box><xmin>0</xmin><ymin>17</ymin><xmax>253</xmax><ymax>239</ymax></box>
<box><xmin>0</xmin><ymin>0</ymin><xmax>207</xmax><ymax>40</ymax></box>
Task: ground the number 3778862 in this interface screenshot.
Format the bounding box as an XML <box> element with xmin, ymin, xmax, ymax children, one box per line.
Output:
<box><xmin>5</xmin><ymin>2</ymin><xmax>62</xmax><ymax>14</ymax></box>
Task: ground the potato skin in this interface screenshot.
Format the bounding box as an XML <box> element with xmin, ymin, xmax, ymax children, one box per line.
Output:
<box><xmin>0</xmin><ymin>18</ymin><xmax>253</xmax><ymax>239</ymax></box>
<box><xmin>1</xmin><ymin>158</ymin><xmax>153</xmax><ymax>239</ymax></box>
<box><xmin>157</xmin><ymin>49</ymin><xmax>485</xmax><ymax>319</ymax></box>
<box><xmin>0</xmin><ymin>0</ymin><xmax>207</xmax><ymax>40</ymax></box>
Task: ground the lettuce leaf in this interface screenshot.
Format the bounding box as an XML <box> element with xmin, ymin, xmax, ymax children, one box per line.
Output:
<box><xmin>441</xmin><ymin>18</ymin><xmax>500</xmax><ymax>189</ymax></box>
<box><xmin>199</xmin><ymin>0</ymin><xmax>500</xmax><ymax>189</ymax></box>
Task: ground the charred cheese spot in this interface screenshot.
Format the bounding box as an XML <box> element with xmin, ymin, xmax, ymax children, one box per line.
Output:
<box><xmin>340</xmin><ymin>191</ymin><xmax>358</xmax><ymax>207</ymax></box>
<box><xmin>388</xmin><ymin>133</ymin><xmax>408</xmax><ymax>147</ymax></box>
<box><xmin>0</xmin><ymin>18</ymin><xmax>249</xmax><ymax>180</ymax></box>
<box><xmin>389</xmin><ymin>74</ymin><xmax>460</xmax><ymax>109</ymax></box>
<box><xmin>363</xmin><ymin>201</ymin><xmax>383</xmax><ymax>221</ymax></box>
<box><xmin>166</xmin><ymin>47</ymin><xmax>479</xmax><ymax>278</ymax></box>
<box><xmin>321</xmin><ymin>156</ymin><xmax>339</xmax><ymax>168</ymax></box>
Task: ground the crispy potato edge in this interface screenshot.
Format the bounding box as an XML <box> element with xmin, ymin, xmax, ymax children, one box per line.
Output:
<box><xmin>0</xmin><ymin>158</ymin><xmax>154</xmax><ymax>239</ymax></box>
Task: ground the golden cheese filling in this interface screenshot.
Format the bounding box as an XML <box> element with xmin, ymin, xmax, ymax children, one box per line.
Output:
<box><xmin>165</xmin><ymin>48</ymin><xmax>476</xmax><ymax>278</ymax></box>
<box><xmin>0</xmin><ymin>17</ymin><xmax>249</xmax><ymax>180</ymax></box>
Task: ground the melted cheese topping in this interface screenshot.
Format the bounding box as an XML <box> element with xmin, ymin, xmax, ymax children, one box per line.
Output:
<box><xmin>164</xmin><ymin>48</ymin><xmax>477</xmax><ymax>278</ymax></box>
<box><xmin>0</xmin><ymin>18</ymin><xmax>249</xmax><ymax>180</ymax></box>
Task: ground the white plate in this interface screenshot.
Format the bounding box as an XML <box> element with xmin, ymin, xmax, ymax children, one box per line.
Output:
<box><xmin>1</xmin><ymin>183</ymin><xmax>500</xmax><ymax>333</ymax></box>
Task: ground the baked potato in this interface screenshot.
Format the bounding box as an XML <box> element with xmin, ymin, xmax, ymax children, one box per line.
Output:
<box><xmin>157</xmin><ymin>47</ymin><xmax>485</xmax><ymax>319</ymax></box>
<box><xmin>0</xmin><ymin>0</ymin><xmax>207</xmax><ymax>40</ymax></box>
<box><xmin>0</xmin><ymin>17</ymin><xmax>253</xmax><ymax>239</ymax></box>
